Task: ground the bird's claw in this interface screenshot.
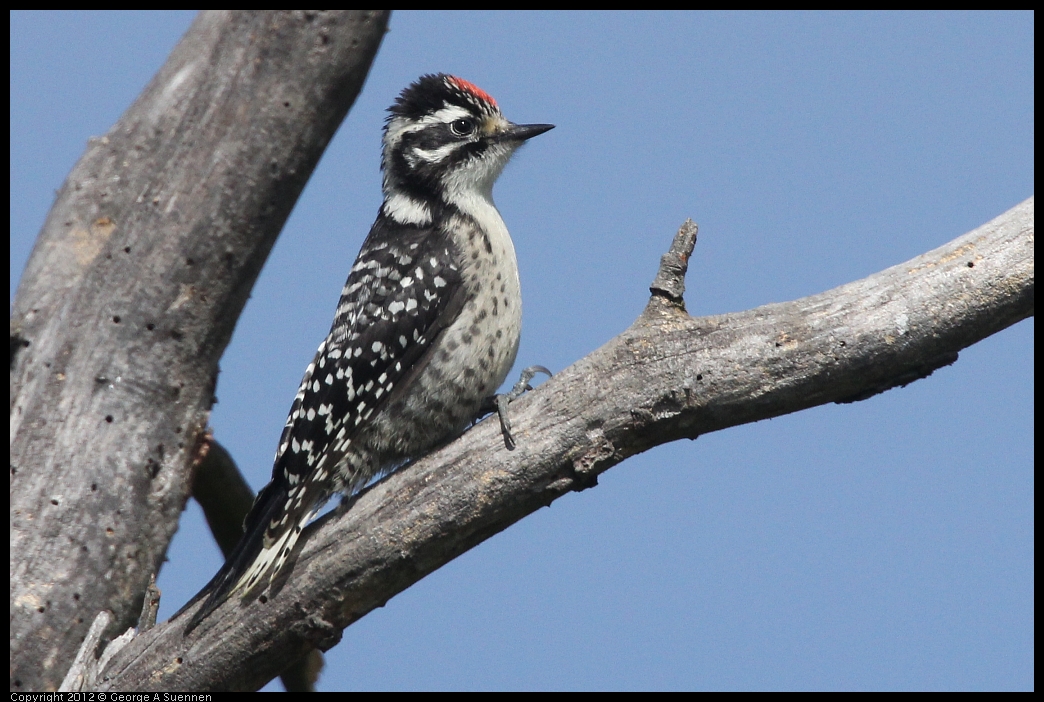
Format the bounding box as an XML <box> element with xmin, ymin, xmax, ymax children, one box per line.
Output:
<box><xmin>488</xmin><ymin>365</ymin><xmax>551</xmax><ymax>450</ymax></box>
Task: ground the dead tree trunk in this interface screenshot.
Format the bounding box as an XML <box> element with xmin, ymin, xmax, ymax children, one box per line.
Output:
<box><xmin>10</xmin><ymin>11</ymin><xmax>389</xmax><ymax>692</ymax></box>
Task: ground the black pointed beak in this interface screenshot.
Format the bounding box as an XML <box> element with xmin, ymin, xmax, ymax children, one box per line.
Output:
<box><xmin>500</xmin><ymin>123</ymin><xmax>555</xmax><ymax>142</ymax></box>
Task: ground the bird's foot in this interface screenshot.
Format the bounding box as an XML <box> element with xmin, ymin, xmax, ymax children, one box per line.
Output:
<box><xmin>481</xmin><ymin>365</ymin><xmax>552</xmax><ymax>450</ymax></box>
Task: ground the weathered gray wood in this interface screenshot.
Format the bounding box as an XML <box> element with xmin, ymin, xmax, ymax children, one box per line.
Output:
<box><xmin>98</xmin><ymin>198</ymin><xmax>1032</xmax><ymax>691</ymax></box>
<box><xmin>9</xmin><ymin>10</ymin><xmax>389</xmax><ymax>692</ymax></box>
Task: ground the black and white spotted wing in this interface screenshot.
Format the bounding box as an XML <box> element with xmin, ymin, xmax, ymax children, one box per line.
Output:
<box><xmin>273</xmin><ymin>218</ymin><xmax>465</xmax><ymax>500</ymax></box>
<box><xmin>183</xmin><ymin>218</ymin><xmax>465</xmax><ymax>632</ymax></box>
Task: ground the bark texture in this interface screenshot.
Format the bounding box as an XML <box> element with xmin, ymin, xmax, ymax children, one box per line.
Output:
<box><xmin>97</xmin><ymin>198</ymin><xmax>1032</xmax><ymax>691</ymax></box>
<box><xmin>9</xmin><ymin>11</ymin><xmax>389</xmax><ymax>692</ymax></box>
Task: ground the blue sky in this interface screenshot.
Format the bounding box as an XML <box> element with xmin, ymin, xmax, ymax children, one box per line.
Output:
<box><xmin>10</xmin><ymin>11</ymin><xmax>1033</xmax><ymax>691</ymax></box>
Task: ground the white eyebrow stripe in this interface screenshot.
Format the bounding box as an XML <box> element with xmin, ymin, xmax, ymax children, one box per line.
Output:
<box><xmin>384</xmin><ymin>105</ymin><xmax>477</xmax><ymax>144</ymax></box>
<box><xmin>425</xmin><ymin>105</ymin><xmax>473</xmax><ymax>124</ymax></box>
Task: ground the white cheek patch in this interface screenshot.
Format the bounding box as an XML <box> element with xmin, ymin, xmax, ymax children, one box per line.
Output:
<box><xmin>412</xmin><ymin>143</ymin><xmax>463</xmax><ymax>164</ymax></box>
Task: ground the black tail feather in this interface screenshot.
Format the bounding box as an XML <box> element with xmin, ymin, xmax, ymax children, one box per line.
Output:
<box><xmin>179</xmin><ymin>482</ymin><xmax>289</xmax><ymax>635</ymax></box>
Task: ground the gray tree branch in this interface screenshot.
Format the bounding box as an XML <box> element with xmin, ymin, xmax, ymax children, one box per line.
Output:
<box><xmin>99</xmin><ymin>198</ymin><xmax>1033</xmax><ymax>691</ymax></box>
<box><xmin>9</xmin><ymin>11</ymin><xmax>389</xmax><ymax>692</ymax></box>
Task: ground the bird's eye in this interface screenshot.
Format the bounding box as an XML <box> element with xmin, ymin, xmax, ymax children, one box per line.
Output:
<box><xmin>450</xmin><ymin>118</ymin><xmax>476</xmax><ymax>136</ymax></box>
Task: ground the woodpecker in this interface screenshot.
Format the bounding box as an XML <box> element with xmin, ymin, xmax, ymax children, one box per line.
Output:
<box><xmin>184</xmin><ymin>74</ymin><xmax>553</xmax><ymax>632</ymax></box>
